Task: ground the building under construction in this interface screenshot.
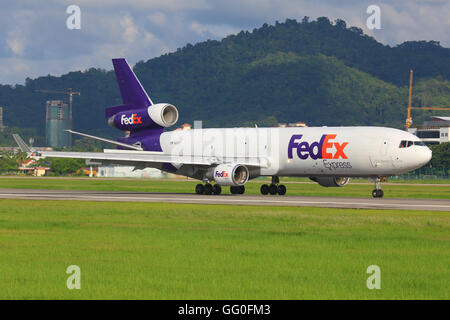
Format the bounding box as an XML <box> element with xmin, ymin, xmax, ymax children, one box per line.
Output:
<box><xmin>45</xmin><ymin>100</ymin><xmax>70</xmax><ymax>148</ymax></box>
<box><xmin>0</xmin><ymin>106</ymin><xmax>4</xmax><ymax>132</ymax></box>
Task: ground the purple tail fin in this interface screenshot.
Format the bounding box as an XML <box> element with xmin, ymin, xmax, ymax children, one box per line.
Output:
<box><xmin>112</xmin><ymin>58</ymin><xmax>152</xmax><ymax>109</ymax></box>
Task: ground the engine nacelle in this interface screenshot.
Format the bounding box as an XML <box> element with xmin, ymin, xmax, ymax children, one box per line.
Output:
<box><xmin>148</xmin><ymin>103</ymin><xmax>179</xmax><ymax>128</ymax></box>
<box><xmin>310</xmin><ymin>177</ymin><xmax>350</xmax><ymax>187</ymax></box>
<box><xmin>207</xmin><ymin>164</ymin><xmax>249</xmax><ymax>186</ymax></box>
<box><xmin>108</xmin><ymin>103</ymin><xmax>178</xmax><ymax>131</ymax></box>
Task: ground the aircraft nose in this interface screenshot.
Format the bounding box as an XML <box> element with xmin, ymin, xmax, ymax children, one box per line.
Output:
<box><xmin>419</xmin><ymin>147</ymin><xmax>432</xmax><ymax>166</ymax></box>
<box><xmin>426</xmin><ymin>147</ymin><xmax>432</xmax><ymax>163</ymax></box>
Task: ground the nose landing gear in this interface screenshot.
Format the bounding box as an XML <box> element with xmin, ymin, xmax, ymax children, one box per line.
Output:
<box><xmin>372</xmin><ymin>177</ymin><xmax>384</xmax><ymax>198</ymax></box>
<box><xmin>261</xmin><ymin>176</ymin><xmax>286</xmax><ymax>196</ymax></box>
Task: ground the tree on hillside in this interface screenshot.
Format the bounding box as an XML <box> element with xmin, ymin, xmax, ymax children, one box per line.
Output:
<box><xmin>430</xmin><ymin>142</ymin><xmax>450</xmax><ymax>168</ymax></box>
<box><xmin>1</xmin><ymin>17</ymin><xmax>449</xmax><ymax>134</ymax></box>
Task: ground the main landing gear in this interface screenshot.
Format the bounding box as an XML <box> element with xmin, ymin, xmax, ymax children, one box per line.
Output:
<box><xmin>230</xmin><ymin>185</ymin><xmax>245</xmax><ymax>194</ymax></box>
<box><xmin>195</xmin><ymin>183</ymin><xmax>245</xmax><ymax>195</ymax></box>
<box><xmin>372</xmin><ymin>177</ymin><xmax>384</xmax><ymax>198</ymax></box>
<box><xmin>195</xmin><ymin>183</ymin><xmax>222</xmax><ymax>195</ymax></box>
<box><xmin>260</xmin><ymin>176</ymin><xmax>286</xmax><ymax>196</ymax></box>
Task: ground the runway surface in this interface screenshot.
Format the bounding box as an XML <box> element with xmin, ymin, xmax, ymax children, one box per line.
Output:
<box><xmin>0</xmin><ymin>188</ymin><xmax>449</xmax><ymax>211</ymax></box>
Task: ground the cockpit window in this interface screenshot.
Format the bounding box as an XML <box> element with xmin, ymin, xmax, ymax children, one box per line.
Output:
<box><xmin>399</xmin><ymin>140</ymin><xmax>425</xmax><ymax>148</ymax></box>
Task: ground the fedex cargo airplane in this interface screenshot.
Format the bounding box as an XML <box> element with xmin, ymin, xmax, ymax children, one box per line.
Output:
<box><xmin>21</xmin><ymin>58</ymin><xmax>432</xmax><ymax>198</ymax></box>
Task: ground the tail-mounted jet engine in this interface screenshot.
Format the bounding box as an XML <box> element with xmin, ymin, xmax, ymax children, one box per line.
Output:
<box><xmin>108</xmin><ymin>103</ymin><xmax>178</xmax><ymax>131</ymax></box>
<box><xmin>207</xmin><ymin>164</ymin><xmax>249</xmax><ymax>186</ymax></box>
<box><xmin>309</xmin><ymin>177</ymin><xmax>350</xmax><ymax>187</ymax></box>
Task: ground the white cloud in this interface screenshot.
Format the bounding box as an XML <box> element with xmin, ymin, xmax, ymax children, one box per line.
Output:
<box><xmin>148</xmin><ymin>12</ymin><xmax>167</xmax><ymax>27</ymax></box>
<box><xmin>6</xmin><ymin>37</ymin><xmax>26</xmax><ymax>56</ymax></box>
<box><xmin>378</xmin><ymin>1</ymin><xmax>450</xmax><ymax>45</ymax></box>
<box><xmin>0</xmin><ymin>0</ymin><xmax>449</xmax><ymax>84</ymax></box>
<box><xmin>120</xmin><ymin>13</ymin><xmax>139</xmax><ymax>43</ymax></box>
<box><xmin>190</xmin><ymin>21</ymin><xmax>240</xmax><ymax>38</ymax></box>
<box><xmin>66</xmin><ymin>0</ymin><xmax>209</xmax><ymax>11</ymax></box>
<box><xmin>13</xmin><ymin>61</ymin><xmax>30</xmax><ymax>72</ymax></box>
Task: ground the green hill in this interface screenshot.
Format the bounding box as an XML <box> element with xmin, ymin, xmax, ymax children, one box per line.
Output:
<box><xmin>0</xmin><ymin>17</ymin><xmax>449</xmax><ymax>146</ymax></box>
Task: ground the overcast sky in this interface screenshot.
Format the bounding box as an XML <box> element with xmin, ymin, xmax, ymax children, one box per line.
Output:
<box><xmin>1</xmin><ymin>0</ymin><xmax>449</xmax><ymax>85</ymax></box>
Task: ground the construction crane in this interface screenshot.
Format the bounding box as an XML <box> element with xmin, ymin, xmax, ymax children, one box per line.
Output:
<box><xmin>405</xmin><ymin>70</ymin><xmax>450</xmax><ymax>131</ymax></box>
<box><xmin>35</xmin><ymin>88</ymin><xmax>80</xmax><ymax>146</ymax></box>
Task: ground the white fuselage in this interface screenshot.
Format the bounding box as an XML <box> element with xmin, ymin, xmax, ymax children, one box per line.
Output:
<box><xmin>159</xmin><ymin>126</ymin><xmax>432</xmax><ymax>179</ymax></box>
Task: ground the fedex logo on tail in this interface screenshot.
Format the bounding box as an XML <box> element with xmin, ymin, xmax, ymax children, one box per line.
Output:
<box><xmin>121</xmin><ymin>113</ymin><xmax>142</xmax><ymax>125</ymax></box>
<box><xmin>288</xmin><ymin>134</ymin><xmax>348</xmax><ymax>160</ymax></box>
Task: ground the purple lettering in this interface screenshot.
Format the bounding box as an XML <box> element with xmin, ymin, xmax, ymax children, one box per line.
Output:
<box><xmin>288</xmin><ymin>135</ymin><xmax>302</xmax><ymax>159</ymax></box>
<box><xmin>309</xmin><ymin>135</ymin><xmax>325</xmax><ymax>160</ymax></box>
<box><xmin>297</xmin><ymin>141</ymin><xmax>310</xmax><ymax>160</ymax></box>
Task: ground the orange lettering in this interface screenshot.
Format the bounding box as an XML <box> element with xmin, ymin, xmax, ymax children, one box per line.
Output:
<box><xmin>333</xmin><ymin>142</ymin><xmax>348</xmax><ymax>159</ymax></box>
<box><xmin>321</xmin><ymin>134</ymin><xmax>336</xmax><ymax>159</ymax></box>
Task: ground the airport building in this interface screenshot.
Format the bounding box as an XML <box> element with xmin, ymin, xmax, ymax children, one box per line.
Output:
<box><xmin>45</xmin><ymin>100</ymin><xmax>70</xmax><ymax>148</ymax></box>
<box><xmin>408</xmin><ymin>116</ymin><xmax>450</xmax><ymax>145</ymax></box>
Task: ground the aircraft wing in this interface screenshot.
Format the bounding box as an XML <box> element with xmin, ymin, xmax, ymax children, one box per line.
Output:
<box><xmin>31</xmin><ymin>149</ymin><xmax>269</xmax><ymax>168</ymax></box>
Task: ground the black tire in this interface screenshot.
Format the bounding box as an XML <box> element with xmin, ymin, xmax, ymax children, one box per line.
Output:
<box><xmin>372</xmin><ymin>189</ymin><xmax>380</xmax><ymax>198</ymax></box>
<box><xmin>378</xmin><ymin>189</ymin><xmax>384</xmax><ymax>198</ymax></box>
<box><xmin>230</xmin><ymin>186</ymin><xmax>237</xmax><ymax>194</ymax></box>
<box><xmin>269</xmin><ymin>184</ymin><xmax>278</xmax><ymax>195</ymax></box>
<box><xmin>195</xmin><ymin>184</ymin><xmax>204</xmax><ymax>195</ymax></box>
<box><xmin>277</xmin><ymin>184</ymin><xmax>286</xmax><ymax>196</ymax></box>
<box><xmin>213</xmin><ymin>184</ymin><xmax>222</xmax><ymax>195</ymax></box>
<box><xmin>204</xmin><ymin>183</ymin><xmax>213</xmax><ymax>195</ymax></box>
<box><xmin>238</xmin><ymin>185</ymin><xmax>245</xmax><ymax>194</ymax></box>
<box><xmin>260</xmin><ymin>184</ymin><xmax>269</xmax><ymax>195</ymax></box>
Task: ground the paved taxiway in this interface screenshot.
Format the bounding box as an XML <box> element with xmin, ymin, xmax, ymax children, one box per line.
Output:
<box><xmin>0</xmin><ymin>188</ymin><xmax>449</xmax><ymax>211</ymax></box>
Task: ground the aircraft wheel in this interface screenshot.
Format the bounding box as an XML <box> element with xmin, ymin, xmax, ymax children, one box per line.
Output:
<box><xmin>268</xmin><ymin>184</ymin><xmax>278</xmax><ymax>195</ymax></box>
<box><xmin>213</xmin><ymin>184</ymin><xmax>222</xmax><ymax>195</ymax></box>
<box><xmin>372</xmin><ymin>189</ymin><xmax>384</xmax><ymax>198</ymax></box>
<box><xmin>277</xmin><ymin>184</ymin><xmax>287</xmax><ymax>196</ymax></box>
<box><xmin>195</xmin><ymin>184</ymin><xmax>204</xmax><ymax>195</ymax></box>
<box><xmin>260</xmin><ymin>184</ymin><xmax>269</xmax><ymax>195</ymax></box>
<box><xmin>204</xmin><ymin>183</ymin><xmax>213</xmax><ymax>195</ymax></box>
<box><xmin>230</xmin><ymin>186</ymin><xmax>245</xmax><ymax>194</ymax></box>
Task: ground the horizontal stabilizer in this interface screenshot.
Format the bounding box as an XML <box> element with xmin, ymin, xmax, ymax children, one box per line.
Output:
<box><xmin>12</xmin><ymin>134</ymin><xmax>32</xmax><ymax>153</ymax></box>
<box><xmin>66</xmin><ymin>130</ymin><xmax>143</xmax><ymax>151</ymax></box>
